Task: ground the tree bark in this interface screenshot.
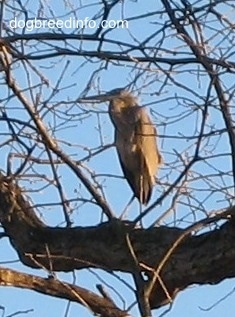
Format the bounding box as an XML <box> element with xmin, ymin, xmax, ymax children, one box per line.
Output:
<box><xmin>0</xmin><ymin>267</ymin><xmax>128</xmax><ymax>317</ymax></box>
<box><xmin>0</xmin><ymin>175</ymin><xmax>235</xmax><ymax>309</ymax></box>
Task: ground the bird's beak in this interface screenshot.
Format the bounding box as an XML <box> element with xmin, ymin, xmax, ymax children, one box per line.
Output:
<box><xmin>77</xmin><ymin>92</ymin><xmax>115</xmax><ymax>103</ymax></box>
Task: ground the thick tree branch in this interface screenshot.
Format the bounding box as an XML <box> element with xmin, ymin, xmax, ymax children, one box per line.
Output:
<box><xmin>0</xmin><ymin>267</ymin><xmax>128</xmax><ymax>317</ymax></box>
<box><xmin>0</xmin><ymin>174</ymin><xmax>235</xmax><ymax>309</ymax></box>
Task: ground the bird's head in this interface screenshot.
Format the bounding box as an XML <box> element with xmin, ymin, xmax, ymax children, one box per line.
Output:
<box><xmin>78</xmin><ymin>88</ymin><xmax>137</xmax><ymax>108</ymax></box>
<box><xmin>106</xmin><ymin>87</ymin><xmax>128</xmax><ymax>98</ymax></box>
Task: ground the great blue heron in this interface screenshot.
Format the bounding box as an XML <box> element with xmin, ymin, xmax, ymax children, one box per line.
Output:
<box><xmin>80</xmin><ymin>88</ymin><xmax>162</xmax><ymax>205</ymax></box>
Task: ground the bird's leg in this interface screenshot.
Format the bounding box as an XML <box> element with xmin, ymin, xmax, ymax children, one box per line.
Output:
<box><xmin>119</xmin><ymin>195</ymin><xmax>135</xmax><ymax>220</ymax></box>
<box><xmin>139</xmin><ymin>175</ymin><xmax>144</xmax><ymax>227</ymax></box>
<box><xmin>138</xmin><ymin>205</ymin><xmax>144</xmax><ymax>227</ymax></box>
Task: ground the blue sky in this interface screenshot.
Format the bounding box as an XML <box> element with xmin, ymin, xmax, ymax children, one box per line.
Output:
<box><xmin>1</xmin><ymin>0</ymin><xmax>235</xmax><ymax>316</ymax></box>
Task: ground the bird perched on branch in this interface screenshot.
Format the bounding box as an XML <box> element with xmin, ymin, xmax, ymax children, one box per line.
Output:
<box><xmin>80</xmin><ymin>88</ymin><xmax>162</xmax><ymax>205</ymax></box>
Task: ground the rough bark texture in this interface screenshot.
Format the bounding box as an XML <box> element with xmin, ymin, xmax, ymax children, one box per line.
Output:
<box><xmin>0</xmin><ymin>267</ymin><xmax>129</xmax><ymax>317</ymax></box>
<box><xmin>0</xmin><ymin>175</ymin><xmax>235</xmax><ymax>309</ymax></box>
